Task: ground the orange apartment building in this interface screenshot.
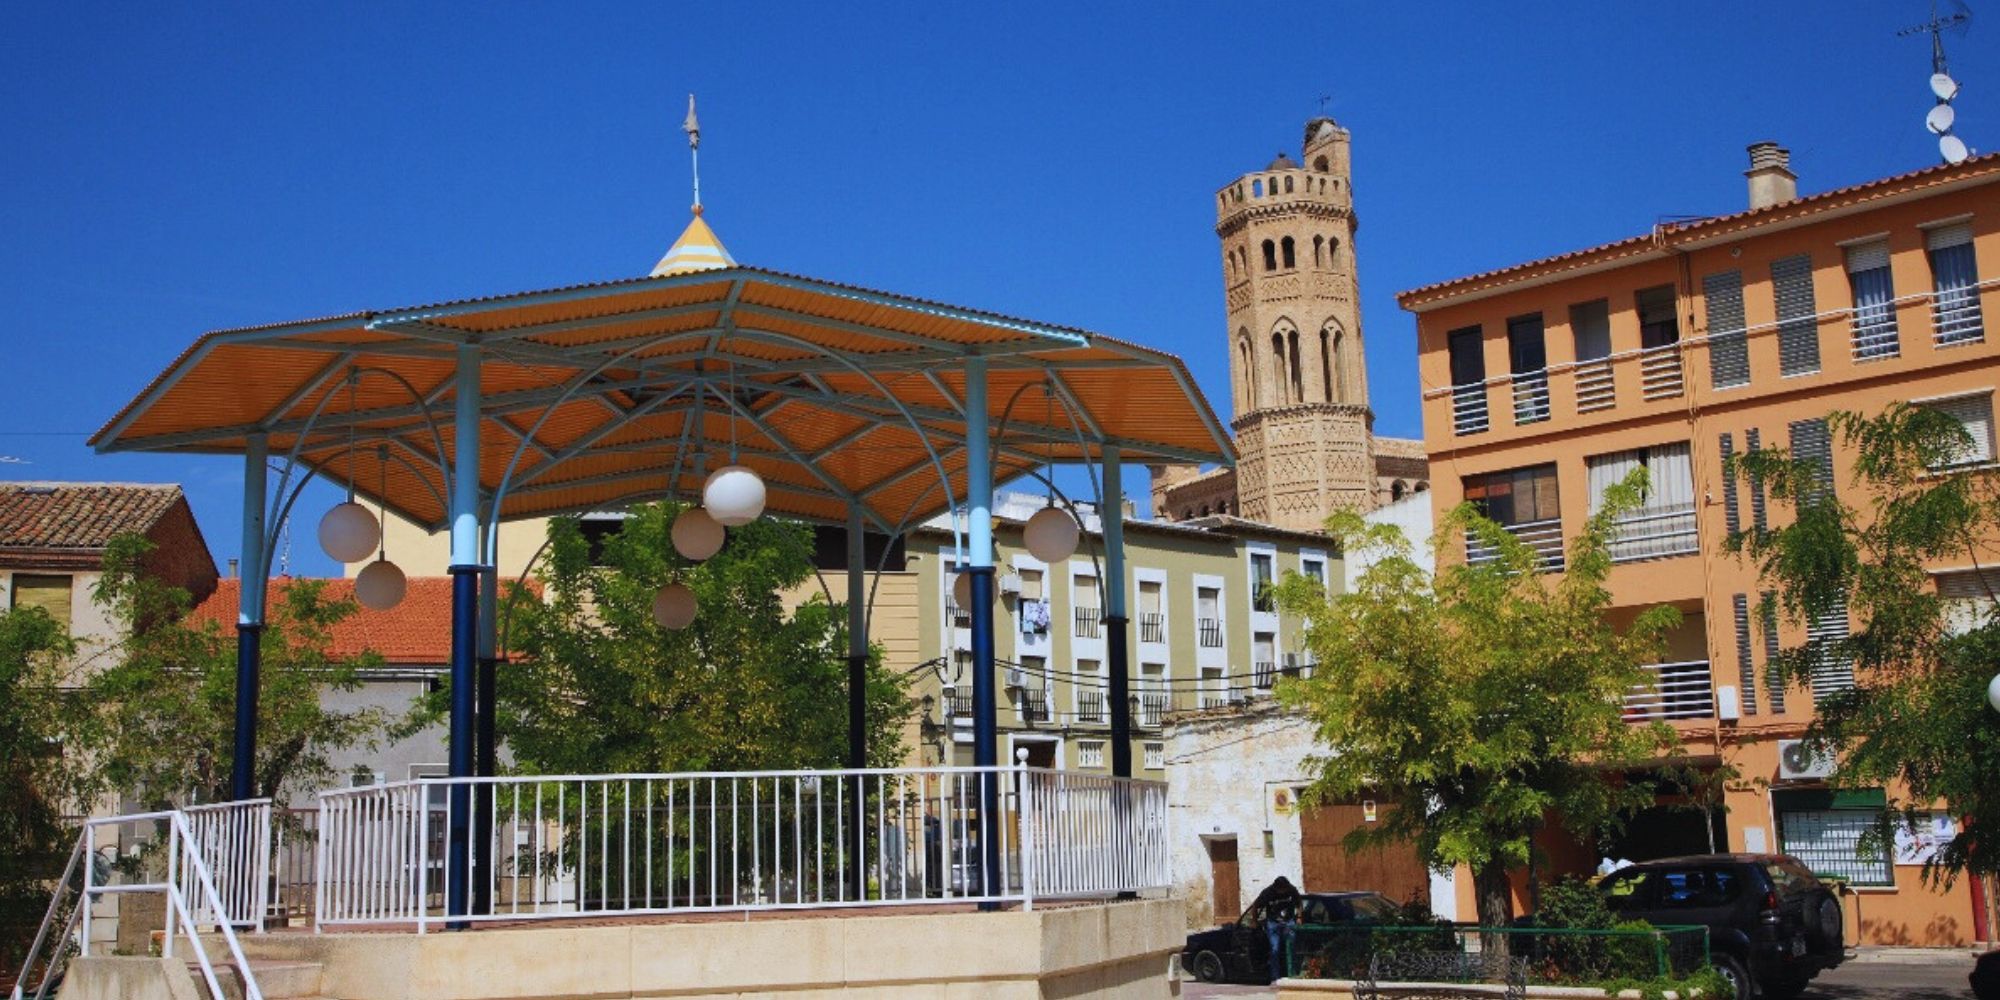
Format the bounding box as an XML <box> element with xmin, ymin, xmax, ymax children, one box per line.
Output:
<box><xmin>1398</xmin><ymin>144</ymin><xmax>1999</xmax><ymax>947</ymax></box>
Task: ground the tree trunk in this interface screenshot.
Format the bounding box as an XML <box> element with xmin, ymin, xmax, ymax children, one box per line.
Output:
<box><xmin>1473</xmin><ymin>856</ymin><xmax>1515</xmax><ymax>959</ymax></box>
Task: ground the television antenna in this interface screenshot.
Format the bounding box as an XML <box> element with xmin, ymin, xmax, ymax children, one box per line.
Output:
<box><xmin>1899</xmin><ymin>1</ymin><xmax>1975</xmax><ymax>163</ymax></box>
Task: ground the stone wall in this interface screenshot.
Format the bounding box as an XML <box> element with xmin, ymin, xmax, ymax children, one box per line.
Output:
<box><xmin>1165</xmin><ymin>701</ymin><xmax>1319</xmax><ymax>929</ymax></box>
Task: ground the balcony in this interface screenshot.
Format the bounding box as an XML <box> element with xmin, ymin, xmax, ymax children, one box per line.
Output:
<box><xmin>946</xmin><ymin>603</ymin><xmax>970</xmax><ymax>629</ymax></box>
<box><xmin>1623</xmin><ymin>660</ymin><xmax>1715</xmax><ymax>720</ymax></box>
<box><xmin>1512</xmin><ymin>369</ymin><xmax>1550</xmax><ymax>424</ymax></box>
<box><xmin>1139</xmin><ymin>613</ymin><xmax>1165</xmax><ymax>643</ymax></box>
<box><xmin>1138</xmin><ymin>691</ymin><xmax>1170</xmax><ymax>727</ymax></box>
<box><xmin>1073</xmin><ymin>606</ymin><xmax>1101</xmax><ymax>638</ymax></box>
<box><xmin>1197</xmin><ymin>618</ymin><xmax>1224</xmax><ymax>648</ymax></box>
<box><xmin>1199</xmin><ymin>687</ymin><xmax>1229</xmax><ymax>710</ymax></box>
<box><xmin>1021</xmin><ymin>691</ymin><xmax>1050</xmax><ymax>723</ymax></box>
<box><xmin>1638</xmin><ymin>344</ymin><xmax>1683</xmax><ymax>400</ymax></box>
<box><xmin>1464</xmin><ymin>518</ymin><xmax>1565</xmax><ymax>572</ymax></box>
<box><xmin>946</xmin><ymin>693</ymin><xmax>973</xmax><ymax>718</ymax></box>
<box><xmin>1573</xmin><ymin>358</ymin><xmax>1615</xmax><ymax>413</ymax></box>
<box><xmin>1252</xmin><ymin>661</ymin><xmax>1277</xmax><ymax>690</ymax></box>
<box><xmin>1452</xmin><ymin>383</ymin><xmax>1489</xmax><ymax>435</ymax></box>
<box><xmin>1078</xmin><ymin>689</ymin><xmax>1106</xmax><ymax>724</ymax></box>
<box><xmin>1609</xmin><ymin>503</ymin><xmax>1698</xmax><ymax>563</ymax></box>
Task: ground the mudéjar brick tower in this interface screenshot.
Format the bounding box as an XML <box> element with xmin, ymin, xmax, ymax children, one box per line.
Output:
<box><xmin>1152</xmin><ymin>117</ymin><xmax>1427</xmax><ymax>533</ymax></box>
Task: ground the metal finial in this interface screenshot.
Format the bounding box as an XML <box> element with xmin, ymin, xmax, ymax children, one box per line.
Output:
<box><xmin>683</xmin><ymin>94</ymin><xmax>703</xmax><ymax>213</ymax></box>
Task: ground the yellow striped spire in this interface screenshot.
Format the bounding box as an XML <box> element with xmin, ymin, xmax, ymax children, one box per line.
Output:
<box><xmin>650</xmin><ymin>210</ymin><xmax>736</xmax><ymax>277</ymax></box>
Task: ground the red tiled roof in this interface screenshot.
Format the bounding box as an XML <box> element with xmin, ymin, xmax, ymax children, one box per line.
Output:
<box><xmin>1397</xmin><ymin>152</ymin><xmax>2000</xmax><ymax>311</ymax></box>
<box><xmin>191</xmin><ymin>577</ymin><xmax>458</xmax><ymax>665</ymax></box>
<box><xmin>0</xmin><ymin>481</ymin><xmax>188</xmax><ymax>551</ymax></box>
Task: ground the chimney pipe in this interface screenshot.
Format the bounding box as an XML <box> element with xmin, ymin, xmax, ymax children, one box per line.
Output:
<box><xmin>1746</xmin><ymin>141</ymin><xmax>1797</xmax><ymax>210</ymax></box>
<box><xmin>227</xmin><ymin>557</ymin><xmax>239</xmax><ymax>578</ymax></box>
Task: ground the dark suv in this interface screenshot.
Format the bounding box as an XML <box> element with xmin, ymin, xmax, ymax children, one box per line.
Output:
<box><xmin>1599</xmin><ymin>854</ymin><xmax>1845</xmax><ymax>1000</ymax></box>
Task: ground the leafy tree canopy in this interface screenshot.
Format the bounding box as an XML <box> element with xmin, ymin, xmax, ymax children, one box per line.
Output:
<box><xmin>1278</xmin><ymin>470</ymin><xmax>1682</xmax><ymax>928</ymax></box>
<box><xmin>1730</xmin><ymin>403</ymin><xmax>2000</xmax><ymax>884</ymax></box>
<box><xmin>0</xmin><ymin>604</ymin><xmax>82</xmax><ymax>896</ymax></box>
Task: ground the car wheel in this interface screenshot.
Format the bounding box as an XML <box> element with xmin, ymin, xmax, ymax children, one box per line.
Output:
<box><xmin>1809</xmin><ymin>893</ymin><xmax>1844</xmax><ymax>952</ymax></box>
<box><xmin>1761</xmin><ymin>976</ymin><xmax>1808</xmax><ymax>1000</ymax></box>
<box><xmin>1191</xmin><ymin>950</ymin><xmax>1226</xmax><ymax>983</ymax></box>
<box><xmin>1711</xmin><ymin>954</ymin><xmax>1752</xmax><ymax>1000</ymax></box>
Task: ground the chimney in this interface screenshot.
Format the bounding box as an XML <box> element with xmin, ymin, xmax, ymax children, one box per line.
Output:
<box><xmin>1745</xmin><ymin>141</ymin><xmax>1797</xmax><ymax>210</ymax></box>
<box><xmin>227</xmin><ymin>557</ymin><xmax>239</xmax><ymax>578</ymax></box>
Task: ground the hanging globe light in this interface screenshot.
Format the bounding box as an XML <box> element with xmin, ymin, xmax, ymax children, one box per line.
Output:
<box><xmin>1023</xmin><ymin>506</ymin><xmax>1080</xmax><ymax>564</ymax></box>
<box><xmin>319</xmin><ymin>501</ymin><xmax>380</xmax><ymax>564</ymax></box>
<box><xmin>671</xmin><ymin>507</ymin><xmax>725</xmax><ymax>561</ymax></box>
<box><xmin>1988</xmin><ymin>672</ymin><xmax>2000</xmax><ymax>713</ymax></box>
<box><xmin>703</xmin><ymin>465</ymin><xmax>766</xmax><ymax>526</ymax></box>
<box><xmin>653</xmin><ymin>582</ymin><xmax>698</xmax><ymax>630</ymax></box>
<box><xmin>354</xmin><ymin>558</ymin><xmax>407</xmax><ymax>610</ymax></box>
<box><xmin>952</xmin><ymin>569</ymin><xmax>974</xmax><ymax>610</ymax></box>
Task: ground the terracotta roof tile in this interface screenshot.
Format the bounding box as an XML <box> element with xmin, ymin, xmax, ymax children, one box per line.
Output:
<box><xmin>190</xmin><ymin>577</ymin><xmax>459</xmax><ymax>666</ymax></box>
<box><xmin>0</xmin><ymin>481</ymin><xmax>187</xmax><ymax>550</ymax></box>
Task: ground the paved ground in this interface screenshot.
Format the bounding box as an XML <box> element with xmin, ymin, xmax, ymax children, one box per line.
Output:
<box><xmin>1180</xmin><ymin>959</ymin><xmax>1976</xmax><ymax>999</ymax></box>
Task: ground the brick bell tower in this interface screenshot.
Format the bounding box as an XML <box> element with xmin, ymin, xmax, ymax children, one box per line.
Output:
<box><xmin>1220</xmin><ymin>118</ymin><xmax>1379</xmax><ymax>531</ymax></box>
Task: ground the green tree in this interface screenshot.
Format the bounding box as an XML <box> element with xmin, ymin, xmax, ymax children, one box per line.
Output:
<box><xmin>1277</xmin><ymin>472</ymin><xmax>1681</xmax><ymax>934</ymax></box>
<box><xmin>0</xmin><ymin>604</ymin><xmax>84</xmax><ymax>967</ymax></box>
<box><xmin>1729</xmin><ymin>404</ymin><xmax>2000</xmax><ymax>884</ymax></box>
<box><xmin>481</xmin><ymin>504</ymin><xmax>911</xmax><ymax>773</ymax></box>
<box><xmin>75</xmin><ymin>534</ymin><xmax>386</xmax><ymax>806</ymax></box>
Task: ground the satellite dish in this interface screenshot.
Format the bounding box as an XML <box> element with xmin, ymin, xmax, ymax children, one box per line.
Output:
<box><xmin>1932</xmin><ymin>72</ymin><xmax>1961</xmax><ymax>101</ymax></box>
<box><xmin>1928</xmin><ymin>104</ymin><xmax>1958</xmax><ymax>135</ymax></box>
<box><xmin>1941</xmin><ymin>134</ymin><xmax>1971</xmax><ymax>165</ymax></box>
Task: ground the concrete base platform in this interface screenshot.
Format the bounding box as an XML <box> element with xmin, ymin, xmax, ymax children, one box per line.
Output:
<box><xmin>239</xmin><ymin>900</ymin><xmax>1184</xmax><ymax>999</ymax></box>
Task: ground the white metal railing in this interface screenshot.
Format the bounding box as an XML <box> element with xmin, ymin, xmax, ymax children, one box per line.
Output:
<box><xmin>1464</xmin><ymin>518</ymin><xmax>1565</xmax><ymax>572</ymax></box>
<box><xmin>1638</xmin><ymin>344</ymin><xmax>1683</xmax><ymax>400</ymax></box>
<box><xmin>1573</xmin><ymin>358</ymin><xmax>1616</xmax><ymax>412</ymax></box>
<box><xmin>1511</xmin><ymin>369</ymin><xmax>1550</xmax><ymax>424</ymax></box>
<box><xmin>182</xmin><ymin>798</ymin><xmax>274</xmax><ymax>930</ymax></box>
<box><xmin>1623</xmin><ymin>660</ymin><xmax>1715</xmax><ymax>720</ymax></box>
<box><xmin>272</xmin><ymin>807</ymin><xmax>319</xmax><ymax>921</ymax></box>
<box><xmin>1934</xmin><ymin>284</ymin><xmax>1985</xmax><ymax>345</ymax></box>
<box><xmin>314</xmin><ymin>765</ymin><xmax>1168</xmax><ymax>930</ymax></box>
<box><xmin>1608</xmin><ymin>503</ymin><xmax>1699</xmax><ymax>563</ymax></box>
<box><xmin>1850</xmin><ymin>307</ymin><xmax>1900</xmax><ymax>360</ymax></box>
<box><xmin>1452</xmin><ymin>383</ymin><xmax>1489</xmax><ymax>434</ymax></box>
<box><xmin>12</xmin><ymin>808</ymin><xmax>269</xmax><ymax>1000</ymax></box>
<box><xmin>1138</xmin><ymin>691</ymin><xmax>1170</xmax><ymax>727</ymax></box>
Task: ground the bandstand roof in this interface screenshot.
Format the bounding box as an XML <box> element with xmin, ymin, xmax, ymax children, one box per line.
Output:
<box><xmin>93</xmin><ymin>261</ymin><xmax>1233</xmax><ymax>535</ymax></box>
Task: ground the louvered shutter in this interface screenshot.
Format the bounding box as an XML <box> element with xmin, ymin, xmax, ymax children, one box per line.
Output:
<box><xmin>1746</xmin><ymin>428</ymin><xmax>1769</xmax><ymax>532</ymax></box>
<box><xmin>1759</xmin><ymin>592</ymin><xmax>1786</xmax><ymax>713</ymax></box>
<box><xmin>1923</xmin><ymin>393</ymin><xmax>1995</xmax><ymax>467</ymax></box>
<box><xmin>1705</xmin><ymin>271</ymin><xmax>1749</xmax><ymax>388</ymax></box>
<box><xmin>1807</xmin><ymin>598</ymin><xmax>1854</xmax><ymax>700</ymax></box>
<box><xmin>1772</xmin><ymin>255</ymin><xmax>1821</xmax><ymax>376</ymax></box>
<box><xmin>1937</xmin><ymin>568</ymin><xmax>2000</xmax><ymax>634</ymax></box>
<box><xmin>1719</xmin><ymin>433</ymin><xmax>1740</xmax><ymax>535</ymax></box>
<box><xmin>1926</xmin><ymin>222</ymin><xmax>1973</xmax><ymax>251</ymax></box>
<box><xmin>1843</xmin><ymin>241</ymin><xmax>1890</xmax><ymax>272</ymax></box>
<box><xmin>1732</xmin><ymin>593</ymin><xmax>1758</xmax><ymax>715</ymax></box>
<box><xmin>1789</xmin><ymin>417</ymin><xmax>1835</xmax><ymax>500</ymax></box>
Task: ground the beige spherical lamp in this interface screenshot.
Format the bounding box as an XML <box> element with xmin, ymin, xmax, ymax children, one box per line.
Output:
<box><xmin>951</xmin><ymin>569</ymin><xmax>974</xmax><ymax>610</ymax></box>
<box><xmin>319</xmin><ymin>501</ymin><xmax>380</xmax><ymax>564</ymax></box>
<box><xmin>671</xmin><ymin>507</ymin><xmax>725</xmax><ymax>561</ymax></box>
<box><xmin>703</xmin><ymin>465</ymin><xmax>766</xmax><ymax>526</ymax></box>
<box><xmin>1023</xmin><ymin>506</ymin><xmax>1080</xmax><ymax>564</ymax></box>
<box><xmin>354</xmin><ymin>558</ymin><xmax>407</xmax><ymax>610</ymax></box>
<box><xmin>653</xmin><ymin>582</ymin><xmax>698</xmax><ymax>630</ymax></box>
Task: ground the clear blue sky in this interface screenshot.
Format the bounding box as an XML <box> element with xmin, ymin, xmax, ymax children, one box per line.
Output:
<box><xmin>0</xmin><ymin>3</ymin><xmax>1988</xmax><ymax>576</ymax></box>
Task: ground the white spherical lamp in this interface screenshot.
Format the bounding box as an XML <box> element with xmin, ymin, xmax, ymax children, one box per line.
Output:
<box><xmin>1023</xmin><ymin>506</ymin><xmax>1080</xmax><ymax>564</ymax></box>
<box><xmin>703</xmin><ymin>465</ymin><xmax>767</xmax><ymax>526</ymax></box>
<box><xmin>652</xmin><ymin>582</ymin><xmax>698</xmax><ymax>630</ymax></box>
<box><xmin>671</xmin><ymin>507</ymin><xmax>725</xmax><ymax>561</ymax></box>
<box><xmin>354</xmin><ymin>559</ymin><xmax>407</xmax><ymax>611</ymax></box>
<box><xmin>952</xmin><ymin>570</ymin><xmax>974</xmax><ymax>610</ymax></box>
<box><xmin>1988</xmin><ymin>672</ymin><xmax>2000</xmax><ymax>714</ymax></box>
<box><xmin>318</xmin><ymin>501</ymin><xmax>380</xmax><ymax>564</ymax></box>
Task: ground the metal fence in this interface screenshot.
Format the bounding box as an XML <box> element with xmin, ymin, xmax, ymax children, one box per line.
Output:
<box><xmin>315</xmin><ymin>765</ymin><xmax>1168</xmax><ymax>930</ymax></box>
<box><xmin>1287</xmin><ymin>923</ymin><xmax>1711</xmax><ymax>983</ymax></box>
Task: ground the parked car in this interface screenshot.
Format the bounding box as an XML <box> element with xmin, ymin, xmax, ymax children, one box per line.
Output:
<box><xmin>1182</xmin><ymin>880</ymin><xmax>1401</xmax><ymax>985</ymax></box>
<box><xmin>1971</xmin><ymin>948</ymin><xmax>2000</xmax><ymax>1000</ymax></box>
<box><xmin>1597</xmin><ymin>854</ymin><xmax>1845</xmax><ymax>1000</ymax></box>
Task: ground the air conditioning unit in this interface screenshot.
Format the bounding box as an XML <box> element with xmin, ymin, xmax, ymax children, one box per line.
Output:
<box><xmin>1777</xmin><ymin>739</ymin><xmax>1835</xmax><ymax>781</ymax></box>
<box><xmin>999</xmin><ymin>573</ymin><xmax>1022</xmax><ymax>596</ymax></box>
<box><xmin>1006</xmin><ymin>667</ymin><xmax>1027</xmax><ymax>689</ymax></box>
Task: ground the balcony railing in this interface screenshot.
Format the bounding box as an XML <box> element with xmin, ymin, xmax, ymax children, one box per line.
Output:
<box><xmin>1138</xmin><ymin>691</ymin><xmax>1171</xmax><ymax>727</ymax></box>
<box><xmin>1638</xmin><ymin>344</ymin><xmax>1683</xmax><ymax>400</ymax></box>
<box><xmin>1609</xmin><ymin>503</ymin><xmax>1698</xmax><ymax>563</ymax></box>
<box><xmin>1199</xmin><ymin>687</ymin><xmax>1229</xmax><ymax>710</ymax></box>
<box><xmin>1252</xmin><ymin>661</ymin><xmax>1277</xmax><ymax>690</ymax></box>
<box><xmin>1934</xmin><ymin>283</ymin><xmax>1985</xmax><ymax>345</ymax></box>
<box><xmin>1512</xmin><ymin>369</ymin><xmax>1550</xmax><ymax>424</ymax></box>
<box><xmin>1850</xmin><ymin>306</ymin><xmax>1900</xmax><ymax>361</ymax></box>
<box><xmin>1252</xmin><ymin>585</ymin><xmax>1276</xmax><ymax>613</ymax></box>
<box><xmin>1073</xmin><ymin>606</ymin><xmax>1100</xmax><ymax>638</ymax></box>
<box><xmin>1022</xmin><ymin>692</ymin><xmax>1051</xmax><ymax>723</ymax></box>
<box><xmin>1464</xmin><ymin>518</ymin><xmax>1565</xmax><ymax>572</ymax></box>
<box><xmin>1452</xmin><ymin>382</ymin><xmax>1489</xmax><ymax>435</ymax></box>
<box><xmin>1573</xmin><ymin>358</ymin><xmax>1615</xmax><ymax>413</ymax></box>
<box><xmin>1077</xmin><ymin>690</ymin><xmax>1106</xmax><ymax>724</ymax></box>
<box><xmin>1623</xmin><ymin>660</ymin><xmax>1715</xmax><ymax>720</ymax></box>
<box><xmin>946</xmin><ymin>694</ymin><xmax>973</xmax><ymax>717</ymax></box>
<box><xmin>1197</xmin><ymin>618</ymin><xmax>1224</xmax><ymax>648</ymax></box>
<box><xmin>1139</xmin><ymin>613</ymin><xmax>1165</xmax><ymax>643</ymax></box>
<box><xmin>947</xmin><ymin>603</ymin><xmax>970</xmax><ymax>629</ymax></box>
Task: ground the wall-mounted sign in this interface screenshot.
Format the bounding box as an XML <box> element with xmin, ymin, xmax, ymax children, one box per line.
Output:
<box><xmin>1362</xmin><ymin>800</ymin><xmax>1378</xmax><ymax>823</ymax></box>
<box><xmin>1894</xmin><ymin>814</ymin><xmax>1957</xmax><ymax>866</ymax></box>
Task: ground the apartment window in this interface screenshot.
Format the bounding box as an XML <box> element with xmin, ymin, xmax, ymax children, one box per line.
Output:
<box><xmin>1775</xmin><ymin>789</ymin><xmax>1893</xmax><ymax>886</ymax></box>
<box><xmin>1447</xmin><ymin>325</ymin><xmax>1488</xmax><ymax>435</ymax></box>
<box><xmin>1077</xmin><ymin>740</ymin><xmax>1106</xmax><ymax>769</ymax></box>
<box><xmin>1017</xmin><ymin>567</ymin><xmax>1044</xmax><ymax>600</ymax></box>
<box><xmin>1300</xmin><ymin>557</ymin><xmax>1326</xmax><ymax>589</ymax></box>
<box><xmin>1197</xmin><ymin>586</ymin><xmax>1223</xmax><ymax>647</ymax></box>
<box><xmin>1076</xmin><ymin>658</ymin><xmax>1104</xmax><ymax>722</ymax></box>
<box><xmin>1636</xmin><ymin>285</ymin><xmax>1684</xmax><ymax>400</ymax></box>
<box><xmin>1570</xmin><ymin>299</ymin><xmax>1615</xmax><ymax>412</ymax></box>
<box><xmin>1072</xmin><ymin>572</ymin><xmax>1099</xmax><ymax>637</ymax></box>
<box><xmin>1462</xmin><ymin>464</ymin><xmax>1563</xmax><ymax>570</ymax></box>
<box><xmin>1507</xmin><ymin>313</ymin><xmax>1550</xmax><ymax>424</ymax></box>
<box><xmin>1789</xmin><ymin>417</ymin><xmax>1837</xmax><ymax>501</ymax></box>
<box><xmin>1845</xmin><ymin>240</ymin><xmax>1900</xmax><ymax>360</ymax></box>
<box><xmin>1703</xmin><ymin>271</ymin><xmax>1750</xmax><ymax>389</ymax></box>
<box><xmin>1918</xmin><ymin>392</ymin><xmax>1995</xmax><ymax>470</ymax></box>
<box><xmin>1199</xmin><ymin>665</ymin><xmax>1227</xmax><ymax>708</ymax></box>
<box><xmin>1250</xmin><ymin>553</ymin><xmax>1276</xmax><ymax>612</ymax></box>
<box><xmin>1017</xmin><ymin>655</ymin><xmax>1051</xmax><ymax>722</ymax></box>
<box><xmin>9</xmin><ymin>574</ymin><xmax>73</xmax><ymax>630</ymax></box>
<box><xmin>1139</xmin><ymin>663</ymin><xmax>1168</xmax><ymax>725</ymax></box>
<box><xmin>1927</xmin><ymin>222</ymin><xmax>1984</xmax><ymax>345</ymax></box>
<box><xmin>1252</xmin><ymin>632</ymin><xmax>1277</xmax><ymax>690</ymax></box>
<box><xmin>1937</xmin><ymin>567</ymin><xmax>2000</xmax><ymax>635</ymax></box>
<box><xmin>1772</xmin><ymin>254</ymin><xmax>1821</xmax><ymax>376</ymax></box>
<box><xmin>1143</xmin><ymin>741</ymin><xmax>1165</xmax><ymax>771</ymax></box>
<box><xmin>1138</xmin><ymin>580</ymin><xmax>1164</xmax><ymax>642</ymax></box>
<box><xmin>1586</xmin><ymin>442</ymin><xmax>1697</xmax><ymax>562</ymax></box>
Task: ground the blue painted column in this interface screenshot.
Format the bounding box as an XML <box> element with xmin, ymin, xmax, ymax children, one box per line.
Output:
<box><xmin>473</xmin><ymin>559</ymin><xmax>498</xmax><ymax>915</ymax></box>
<box><xmin>846</xmin><ymin>506</ymin><xmax>868</xmax><ymax>771</ymax></box>
<box><xmin>231</xmin><ymin>434</ymin><xmax>268</xmax><ymax>802</ymax></box>
<box><xmin>1102</xmin><ymin>445</ymin><xmax>1132</xmax><ymax>779</ymax></box>
<box><xmin>447</xmin><ymin>345</ymin><xmax>481</xmax><ymax>927</ymax></box>
<box><xmin>963</xmin><ymin>356</ymin><xmax>1001</xmax><ymax>906</ymax></box>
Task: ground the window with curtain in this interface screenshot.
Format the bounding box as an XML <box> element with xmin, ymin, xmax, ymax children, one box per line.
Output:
<box><xmin>1586</xmin><ymin>442</ymin><xmax>1698</xmax><ymax>561</ymax></box>
<box><xmin>1927</xmin><ymin>222</ymin><xmax>1984</xmax><ymax>345</ymax></box>
<box><xmin>1918</xmin><ymin>392</ymin><xmax>1995</xmax><ymax>470</ymax></box>
<box><xmin>1703</xmin><ymin>271</ymin><xmax>1750</xmax><ymax>389</ymax></box>
<box><xmin>1845</xmin><ymin>240</ymin><xmax>1900</xmax><ymax>360</ymax></box>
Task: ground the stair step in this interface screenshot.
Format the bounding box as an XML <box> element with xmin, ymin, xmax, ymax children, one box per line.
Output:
<box><xmin>185</xmin><ymin>958</ymin><xmax>324</xmax><ymax>1000</ymax></box>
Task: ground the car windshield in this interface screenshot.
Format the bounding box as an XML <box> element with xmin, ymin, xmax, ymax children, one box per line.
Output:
<box><xmin>1348</xmin><ymin>894</ymin><xmax>1401</xmax><ymax>922</ymax></box>
<box><xmin>1600</xmin><ymin>869</ymin><xmax>1652</xmax><ymax>909</ymax></box>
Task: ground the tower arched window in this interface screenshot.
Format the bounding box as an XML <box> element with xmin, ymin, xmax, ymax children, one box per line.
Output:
<box><xmin>1237</xmin><ymin>331</ymin><xmax>1256</xmax><ymax>409</ymax></box>
<box><xmin>1320</xmin><ymin>325</ymin><xmax>1336</xmax><ymax>402</ymax></box>
<box><xmin>1271</xmin><ymin>332</ymin><xmax>1288</xmax><ymax>403</ymax></box>
<box><xmin>1313</xmin><ymin>155</ymin><xmax>1329</xmax><ymax>172</ymax></box>
<box><xmin>1283</xmin><ymin>176</ymin><xmax>1294</xmax><ymax>193</ymax></box>
<box><xmin>1391</xmin><ymin>480</ymin><xmax>1407</xmax><ymax>501</ymax></box>
<box><xmin>1287</xmin><ymin>329</ymin><xmax>1304</xmax><ymax>402</ymax></box>
<box><xmin>1280</xmin><ymin>237</ymin><xmax>1295</xmax><ymax>270</ymax></box>
<box><xmin>1326</xmin><ymin>236</ymin><xmax>1340</xmax><ymax>266</ymax></box>
<box><xmin>1252</xmin><ymin>179</ymin><xmax>1263</xmax><ymax>198</ymax></box>
<box><xmin>1312</xmin><ymin>236</ymin><xmax>1325</xmax><ymax>268</ymax></box>
<box><xmin>1262</xmin><ymin>240</ymin><xmax>1277</xmax><ymax>272</ymax></box>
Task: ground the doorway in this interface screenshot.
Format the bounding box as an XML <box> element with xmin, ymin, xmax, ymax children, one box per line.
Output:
<box><xmin>1207</xmin><ymin>836</ymin><xmax>1241</xmax><ymax>921</ymax></box>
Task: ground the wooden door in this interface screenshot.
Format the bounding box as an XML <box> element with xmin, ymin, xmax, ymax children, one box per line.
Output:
<box><xmin>1207</xmin><ymin>837</ymin><xmax>1240</xmax><ymax>921</ymax></box>
<box><xmin>1300</xmin><ymin>802</ymin><xmax>1430</xmax><ymax>905</ymax></box>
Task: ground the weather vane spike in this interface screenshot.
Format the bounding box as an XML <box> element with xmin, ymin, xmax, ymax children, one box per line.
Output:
<box><xmin>1318</xmin><ymin>94</ymin><xmax>1331</xmax><ymax>116</ymax></box>
<box><xmin>683</xmin><ymin>93</ymin><xmax>703</xmax><ymax>214</ymax></box>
